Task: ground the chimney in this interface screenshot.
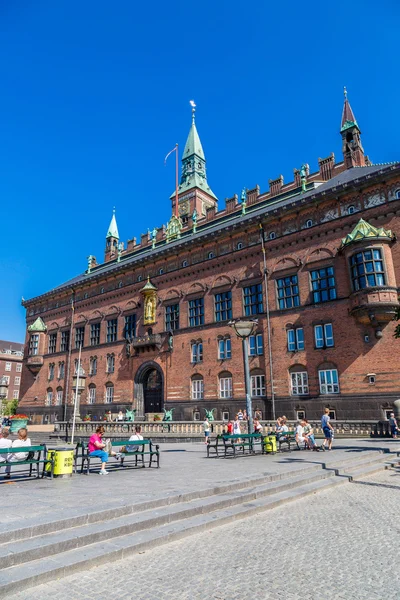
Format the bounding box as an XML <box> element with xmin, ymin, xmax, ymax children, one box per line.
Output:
<box><xmin>318</xmin><ymin>153</ymin><xmax>335</xmax><ymax>181</ymax></box>
<box><xmin>269</xmin><ymin>176</ymin><xmax>284</xmax><ymax>197</ymax></box>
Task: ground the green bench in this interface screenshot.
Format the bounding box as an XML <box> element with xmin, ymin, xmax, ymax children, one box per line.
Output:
<box><xmin>0</xmin><ymin>445</ymin><xmax>54</xmax><ymax>479</ymax></box>
<box><xmin>207</xmin><ymin>433</ymin><xmax>264</xmax><ymax>458</ymax></box>
<box><xmin>75</xmin><ymin>439</ymin><xmax>160</xmax><ymax>474</ymax></box>
<box><xmin>275</xmin><ymin>430</ymin><xmax>300</xmax><ymax>452</ymax></box>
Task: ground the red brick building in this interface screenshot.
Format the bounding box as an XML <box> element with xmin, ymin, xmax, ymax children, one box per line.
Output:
<box><xmin>0</xmin><ymin>340</ymin><xmax>24</xmax><ymax>405</ymax></box>
<box><xmin>19</xmin><ymin>94</ymin><xmax>400</xmax><ymax>423</ymax></box>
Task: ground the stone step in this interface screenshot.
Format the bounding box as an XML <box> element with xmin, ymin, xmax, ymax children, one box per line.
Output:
<box><xmin>0</xmin><ymin>469</ymin><xmax>335</xmax><ymax>571</ymax></box>
<box><xmin>0</xmin><ymin>475</ymin><xmax>346</xmax><ymax>597</ymax></box>
<box><xmin>0</xmin><ymin>462</ymin><xmax>328</xmax><ymax>544</ymax></box>
<box><xmin>329</xmin><ymin>451</ymin><xmax>392</xmax><ymax>474</ymax></box>
<box><xmin>342</xmin><ymin>461</ymin><xmax>393</xmax><ymax>481</ymax></box>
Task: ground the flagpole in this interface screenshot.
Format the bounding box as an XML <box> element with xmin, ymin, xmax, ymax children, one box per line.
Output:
<box><xmin>175</xmin><ymin>143</ymin><xmax>179</xmax><ymax>218</ymax></box>
<box><xmin>70</xmin><ymin>343</ymin><xmax>82</xmax><ymax>445</ymax></box>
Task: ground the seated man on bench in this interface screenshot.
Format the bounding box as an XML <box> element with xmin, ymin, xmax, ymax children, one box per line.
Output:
<box><xmin>4</xmin><ymin>427</ymin><xmax>31</xmax><ymax>479</ymax></box>
<box><xmin>127</xmin><ymin>425</ymin><xmax>144</xmax><ymax>452</ymax></box>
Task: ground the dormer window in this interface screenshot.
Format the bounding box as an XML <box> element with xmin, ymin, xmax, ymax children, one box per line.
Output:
<box><xmin>158</xmin><ymin>268</ymin><xmax>164</xmax><ymax>275</ymax></box>
<box><xmin>306</xmin><ymin>219</ymin><xmax>313</xmax><ymax>228</ymax></box>
<box><xmin>236</xmin><ymin>242</ymin><xmax>243</xmax><ymax>250</ymax></box>
<box><xmin>269</xmin><ymin>232</ymin><xmax>276</xmax><ymax>240</ymax></box>
<box><xmin>395</xmin><ymin>189</ymin><xmax>400</xmax><ymax>200</ymax></box>
<box><xmin>348</xmin><ymin>205</ymin><xmax>355</xmax><ymax>215</ymax></box>
<box><xmin>208</xmin><ymin>252</ymin><xmax>215</xmax><ymax>260</ymax></box>
<box><xmin>182</xmin><ymin>260</ymin><xmax>188</xmax><ymax>268</ymax></box>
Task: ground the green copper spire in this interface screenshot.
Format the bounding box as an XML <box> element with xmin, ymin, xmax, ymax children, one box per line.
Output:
<box><xmin>106</xmin><ymin>208</ymin><xmax>119</xmax><ymax>239</ymax></box>
<box><xmin>171</xmin><ymin>102</ymin><xmax>217</xmax><ymax>200</ymax></box>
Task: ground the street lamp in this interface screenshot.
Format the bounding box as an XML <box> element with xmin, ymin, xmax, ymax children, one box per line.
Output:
<box><xmin>229</xmin><ymin>318</ymin><xmax>258</xmax><ymax>434</ymax></box>
<box><xmin>0</xmin><ymin>376</ymin><xmax>9</xmax><ymax>417</ymax></box>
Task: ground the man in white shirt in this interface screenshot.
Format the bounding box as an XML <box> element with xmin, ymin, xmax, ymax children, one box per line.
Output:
<box><xmin>295</xmin><ymin>421</ymin><xmax>306</xmax><ymax>447</ymax></box>
<box><xmin>127</xmin><ymin>425</ymin><xmax>144</xmax><ymax>452</ymax></box>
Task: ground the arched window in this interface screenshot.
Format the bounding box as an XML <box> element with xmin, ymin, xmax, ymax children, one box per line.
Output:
<box><xmin>250</xmin><ymin>369</ymin><xmax>265</xmax><ymax>397</ymax></box>
<box><xmin>191</xmin><ymin>374</ymin><xmax>204</xmax><ymax>400</ymax></box>
<box><xmin>118</xmin><ymin>281</ymin><xmax>123</xmax><ymax>288</ymax></box>
<box><xmin>269</xmin><ymin>231</ymin><xmax>276</xmax><ymax>240</ymax></box>
<box><xmin>236</xmin><ymin>242</ymin><xmax>243</xmax><ymax>250</ymax></box>
<box><xmin>100</xmin><ymin>287</ymin><xmax>105</xmax><ymax>294</ymax></box>
<box><xmin>182</xmin><ymin>260</ymin><xmax>188</xmax><ymax>268</ymax></box>
<box><xmin>88</xmin><ymin>384</ymin><xmax>96</xmax><ymax>404</ymax></box>
<box><xmin>306</xmin><ymin>219</ymin><xmax>313</xmax><ymax>228</ymax></box>
<box><xmin>106</xmin><ymin>354</ymin><xmax>115</xmax><ymax>374</ymax></box>
<box><xmin>218</xmin><ymin>371</ymin><xmax>232</xmax><ymax>399</ymax></box>
<box><xmin>105</xmin><ymin>383</ymin><xmax>114</xmax><ymax>403</ymax></box>
<box><xmin>395</xmin><ymin>189</ymin><xmax>400</xmax><ymax>200</ymax></box>
<box><xmin>158</xmin><ymin>268</ymin><xmax>164</xmax><ymax>275</ymax></box>
<box><xmin>348</xmin><ymin>205</ymin><xmax>355</xmax><ymax>215</ymax></box>
<box><xmin>46</xmin><ymin>388</ymin><xmax>53</xmax><ymax>406</ymax></box>
<box><xmin>289</xmin><ymin>365</ymin><xmax>309</xmax><ymax>396</ymax></box>
<box><xmin>208</xmin><ymin>252</ymin><xmax>215</xmax><ymax>260</ymax></box>
<box><xmin>137</xmin><ymin>275</ymin><xmax>142</xmax><ymax>282</ymax></box>
<box><xmin>84</xmin><ymin>292</ymin><xmax>89</xmax><ymax>299</ymax></box>
<box><xmin>56</xmin><ymin>387</ymin><xmax>63</xmax><ymax>406</ymax></box>
<box><xmin>89</xmin><ymin>356</ymin><xmax>97</xmax><ymax>375</ymax></box>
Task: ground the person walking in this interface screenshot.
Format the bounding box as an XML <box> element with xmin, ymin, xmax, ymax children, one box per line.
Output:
<box><xmin>321</xmin><ymin>408</ymin><xmax>334</xmax><ymax>451</ymax></box>
<box><xmin>202</xmin><ymin>417</ymin><xmax>211</xmax><ymax>444</ymax></box>
<box><xmin>233</xmin><ymin>415</ymin><xmax>241</xmax><ymax>435</ymax></box>
<box><xmin>389</xmin><ymin>413</ymin><xmax>399</xmax><ymax>439</ymax></box>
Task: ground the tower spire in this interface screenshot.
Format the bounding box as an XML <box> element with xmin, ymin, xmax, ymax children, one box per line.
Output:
<box><xmin>106</xmin><ymin>207</ymin><xmax>119</xmax><ymax>239</ymax></box>
<box><xmin>340</xmin><ymin>87</ymin><xmax>366</xmax><ymax>169</ymax></box>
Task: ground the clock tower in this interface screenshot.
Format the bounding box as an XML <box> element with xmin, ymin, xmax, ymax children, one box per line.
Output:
<box><xmin>171</xmin><ymin>104</ymin><xmax>217</xmax><ymax>221</ymax></box>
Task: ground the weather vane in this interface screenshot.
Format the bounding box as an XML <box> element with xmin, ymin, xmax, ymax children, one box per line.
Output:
<box><xmin>190</xmin><ymin>99</ymin><xmax>196</xmax><ymax>123</ymax></box>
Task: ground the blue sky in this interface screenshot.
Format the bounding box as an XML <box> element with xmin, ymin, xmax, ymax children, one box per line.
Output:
<box><xmin>1</xmin><ymin>0</ymin><xmax>399</xmax><ymax>342</ymax></box>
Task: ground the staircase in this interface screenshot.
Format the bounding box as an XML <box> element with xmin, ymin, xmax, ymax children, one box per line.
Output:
<box><xmin>0</xmin><ymin>450</ymin><xmax>396</xmax><ymax>597</ymax></box>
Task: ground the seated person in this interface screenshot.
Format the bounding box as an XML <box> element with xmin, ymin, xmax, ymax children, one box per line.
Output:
<box><xmin>0</xmin><ymin>427</ymin><xmax>12</xmax><ymax>471</ymax></box>
<box><xmin>295</xmin><ymin>421</ymin><xmax>306</xmax><ymax>448</ymax></box>
<box><xmin>126</xmin><ymin>425</ymin><xmax>144</xmax><ymax>452</ymax></box>
<box><xmin>227</xmin><ymin>420</ymin><xmax>234</xmax><ymax>435</ymax></box>
<box><xmin>4</xmin><ymin>427</ymin><xmax>31</xmax><ymax>479</ymax></box>
<box><xmin>303</xmin><ymin>419</ymin><xmax>318</xmax><ymax>450</ymax></box>
<box><xmin>253</xmin><ymin>418</ymin><xmax>263</xmax><ymax>434</ymax></box>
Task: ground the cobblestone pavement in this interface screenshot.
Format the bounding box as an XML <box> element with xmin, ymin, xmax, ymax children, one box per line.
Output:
<box><xmin>9</xmin><ymin>466</ymin><xmax>400</xmax><ymax>600</ymax></box>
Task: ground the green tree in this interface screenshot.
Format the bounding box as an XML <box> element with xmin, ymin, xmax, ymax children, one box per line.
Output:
<box><xmin>4</xmin><ymin>399</ymin><xmax>18</xmax><ymax>415</ymax></box>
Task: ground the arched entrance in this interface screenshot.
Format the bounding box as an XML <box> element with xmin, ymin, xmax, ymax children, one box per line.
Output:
<box><xmin>143</xmin><ymin>368</ymin><xmax>163</xmax><ymax>413</ymax></box>
<box><xmin>134</xmin><ymin>362</ymin><xmax>164</xmax><ymax>418</ymax></box>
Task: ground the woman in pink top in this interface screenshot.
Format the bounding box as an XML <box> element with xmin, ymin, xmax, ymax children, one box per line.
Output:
<box><xmin>88</xmin><ymin>426</ymin><xmax>110</xmax><ymax>475</ymax></box>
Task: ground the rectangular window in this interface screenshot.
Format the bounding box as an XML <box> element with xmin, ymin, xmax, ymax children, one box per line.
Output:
<box><xmin>165</xmin><ymin>304</ymin><xmax>179</xmax><ymax>331</ymax></box>
<box><xmin>251</xmin><ymin>375</ymin><xmax>266</xmax><ymax>397</ymax></box>
<box><xmin>314</xmin><ymin>324</ymin><xmax>334</xmax><ymax>349</ymax></box>
<box><xmin>75</xmin><ymin>327</ymin><xmax>85</xmax><ymax>349</ymax></box>
<box><xmin>107</xmin><ymin>355</ymin><xmax>115</xmax><ymax>373</ymax></box>
<box><xmin>249</xmin><ymin>333</ymin><xmax>264</xmax><ymax>356</ymax></box>
<box><xmin>46</xmin><ymin>391</ymin><xmax>53</xmax><ymax>406</ymax></box>
<box><xmin>5</xmin><ymin>362</ymin><xmax>11</xmax><ymax>371</ymax></box>
<box><xmin>276</xmin><ymin>275</ymin><xmax>300</xmax><ymax>310</ymax></box>
<box><xmin>89</xmin><ymin>357</ymin><xmax>97</xmax><ymax>375</ymax></box>
<box><xmin>350</xmin><ymin>249</ymin><xmax>386</xmax><ymax>291</ymax></box>
<box><xmin>90</xmin><ymin>323</ymin><xmax>101</xmax><ymax>346</ymax></box>
<box><xmin>124</xmin><ymin>314</ymin><xmax>136</xmax><ymax>339</ymax></box>
<box><xmin>29</xmin><ymin>334</ymin><xmax>39</xmax><ymax>356</ymax></box>
<box><xmin>218</xmin><ymin>338</ymin><xmax>231</xmax><ymax>360</ymax></box>
<box><xmin>13</xmin><ymin>390</ymin><xmax>19</xmax><ymax>400</ymax></box>
<box><xmin>88</xmin><ymin>387</ymin><xmax>96</xmax><ymax>404</ymax></box>
<box><xmin>14</xmin><ymin>377</ymin><xmax>20</xmax><ymax>386</ymax></box>
<box><xmin>16</xmin><ymin>363</ymin><xmax>22</xmax><ymax>373</ymax></box>
<box><xmin>319</xmin><ymin>369</ymin><xmax>339</xmax><ymax>394</ymax></box>
<box><xmin>106</xmin><ymin>319</ymin><xmax>118</xmax><ymax>343</ymax></box>
<box><xmin>56</xmin><ymin>390</ymin><xmax>63</xmax><ymax>405</ymax></box>
<box><xmin>287</xmin><ymin>328</ymin><xmax>304</xmax><ymax>352</ymax></box>
<box><xmin>105</xmin><ymin>386</ymin><xmax>114</xmax><ymax>403</ymax></box>
<box><xmin>48</xmin><ymin>333</ymin><xmax>57</xmax><ymax>354</ymax></box>
<box><xmin>60</xmin><ymin>331</ymin><xmax>70</xmax><ymax>353</ymax></box>
<box><xmin>310</xmin><ymin>267</ymin><xmax>337</xmax><ymax>303</ymax></box>
<box><xmin>290</xmin><ymin>371</ymin><xmax>309</xmax><ymax>395</ymax></box>
<box><xmin>191</xmin><ymin>379</ymin><xmax>204</xmax><ymax>400</ymax></box>
<box><xmin>191</xmin><ymin>342</ymin><xmax>203</xmax><ymax>363</ymax></box>
<box><xmin>219</xmin><ymin>377</ymin><xmax>233</xmax><ymax>399</ymax></box>
<box><xmin>215</xmin><ymin>292</ymin><xmax>232</xmax><ymax>322</ymax></box>
<box><xmin>3</xmin><ymin>376</ymin><xmax>10</xmax><ymax>385</ymax></box>
<box><xmin>48</xmin><ymin>364</ymin><xmax>54</xmax><ymax>381</ymax></box>
<box><xmin>189</xmin><ymin>298</ymin><xmax>204</xmax><ymax>327</ymax></box>
<box><xmin>243</xmin><ymin>284</ymin><xmax>263</xmax><ymax>316</ymax></box>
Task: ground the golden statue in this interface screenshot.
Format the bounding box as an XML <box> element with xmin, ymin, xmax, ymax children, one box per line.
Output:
<box><xmin>141</xmin><ymin>277</ymin><xmax>157</xmax><ymax>325</ymax></box>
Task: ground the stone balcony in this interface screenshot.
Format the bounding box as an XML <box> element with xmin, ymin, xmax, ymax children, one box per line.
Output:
<box><xmin>126</xmin><ymin>334</ymin><xmax>164</xmax><ymax>356</ymax></box>
<box><xmin>26</xmin><ymin>355</ymin><xmax>44</xmax><ymax>373</ymax></box>
<box><xmin>349</xmin><ymin>286</ymin><xmax>399</xmax><ymax>326</ymax></box>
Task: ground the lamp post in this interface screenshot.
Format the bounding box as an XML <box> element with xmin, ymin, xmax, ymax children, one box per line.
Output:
<box><xmin>0</xmin><ymin>376</ymin><xmax>10</xmax><ymax>417</ymax></box>
<box><xmin>229</xmin><ymin>319</ymin><xmax>258</xmax><ymax>434</ymax></box>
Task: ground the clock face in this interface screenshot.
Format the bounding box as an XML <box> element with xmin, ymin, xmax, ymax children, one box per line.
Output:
<box><xmin>179</xmin><ymin>201</ymin><xmax>189</xmax><ymax>215</ymax></box>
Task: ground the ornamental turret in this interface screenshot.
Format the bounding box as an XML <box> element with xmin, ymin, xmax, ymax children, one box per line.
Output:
<box><xmin>105</xmin><ymin>208</ymin><xmax>119</xmax><ymax>262</ymax></box>
<box><xmin>341</xmin><ymin>87</ymin><xmax>367</xmax><ymax>169</ymax></box>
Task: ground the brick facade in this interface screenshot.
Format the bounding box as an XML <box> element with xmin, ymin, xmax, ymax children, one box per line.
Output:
<box><xmin>0</xmin><ymin>340</ymin><xmax>24</xmax><ymax>404</ymax></box>
<box><xmin>19</xmin><ymin>98</ymin><xmax>400</xmax><ymax>424</ymax></box>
